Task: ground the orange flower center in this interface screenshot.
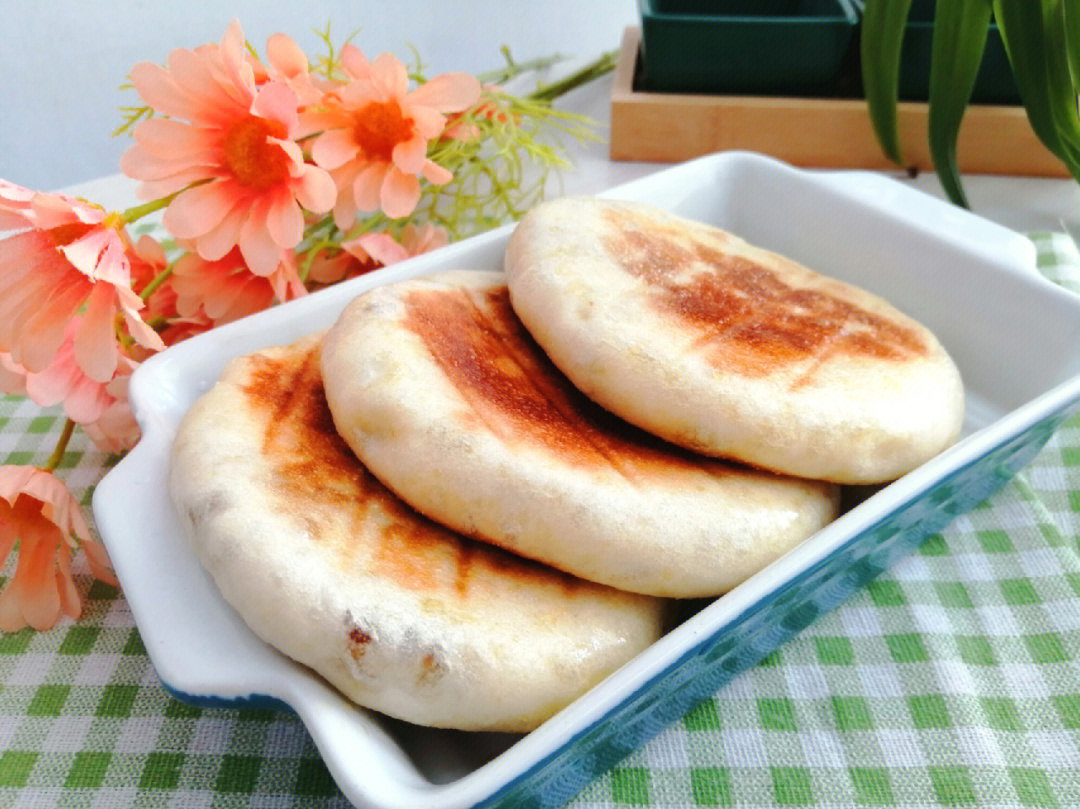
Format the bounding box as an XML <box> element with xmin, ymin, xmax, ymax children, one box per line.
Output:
<box><xmin>353</xmin><ymin>101</ymin><xmax>414</xmax><ymax>161</ymax></box>
<box><xmin>223</xmin><ymin>116</ymin><xmax>291</xmax><ymax>191</ymax></box>
<box><xmin>47</xmin><ymin>222</ymin><xmax>96</xmax><ymax>247</ymax></box>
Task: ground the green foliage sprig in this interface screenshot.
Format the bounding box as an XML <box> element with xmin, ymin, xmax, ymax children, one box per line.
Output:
<box><xmin>862</xmin><ymin>0</ymin><xmax>1080</xmax><ymax>207</ymax></box>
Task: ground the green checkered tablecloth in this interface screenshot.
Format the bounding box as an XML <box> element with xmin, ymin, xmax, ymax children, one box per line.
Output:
<box><xmin>2</xmin><ymin>235</ymin><xmax>1080</xmax><ymax>809</ymax></box>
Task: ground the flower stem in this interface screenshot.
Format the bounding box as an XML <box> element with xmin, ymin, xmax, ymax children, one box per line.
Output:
<box><xmin>479</xmin><ymin>48</ymin><xmax>567</xmax><ymax>86</ymax></box>
<box><xmin>528</xmin><ymin>50</ymin><xmax>617</xmax><ymax>103</ymax></box>
<box><xmin>43</xmin><ymin>419</ymin><xmax>76</xmax><ymax>473</ymax></box>
<box><xmin>120</xmin><ymin>178</ymin><xmax>210</xmax><ymax>225</ymax></box>
<box><xmin>139</xmin><ymin>263</ymin><xmax>174</xmax><ymax>301</ymax></box>
<box><xmin>120</xmin><ymin>195</ymin><xmax>172</xmax><ymax>224</ymax></box>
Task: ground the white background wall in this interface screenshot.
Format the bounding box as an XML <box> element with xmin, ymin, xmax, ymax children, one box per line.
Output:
<box><xmin>2</xmin><ymin>1</ymin><xmax>637</xmax><ymax>191</ymax></box>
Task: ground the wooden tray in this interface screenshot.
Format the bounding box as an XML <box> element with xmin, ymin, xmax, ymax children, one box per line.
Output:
<box><xmin>610</xmin><ymin>27</ymin><xmax>1069</xmax><ymax>177</ymax></box>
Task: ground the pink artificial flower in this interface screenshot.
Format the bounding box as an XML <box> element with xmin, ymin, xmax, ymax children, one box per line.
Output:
<box><xmin>120</xmin><ymin>20</ymin><xmax>336</xmax><ymax>277</ymax></box>
<box><xmin>305</xmin><ymin>249</ymin><xmax>372</xmax><ymax>286</ymax></box>
<box><xmin>308</xmin><ymin>223</ymin><xmax>449</xmax><ymax>286</ymax></box>
<box><xmin>441</xmin><ymin>84</ymin><xmax>513</xmax><ymax>142</ymax></box>
<box><xmin>0</xmin><ymin>179</ymin><xmax>35</xmax><ymax>230</ymax></box>
<box><xmin>80</xmin><ymin>366</ymin><xmax>140</xmax><ymax>455</ymax></box>
<box><xmin>262</xmin><ymin>33</ymin><xmax>327</xmax><ymax>107</ymax></box>
<box><xmin>343</xmin><ymin>222</ymin><xmax>449</xmax><ymax>267</ymax></box>
<box><xmin>127</xmin><ymin>234</ymin><xmax>175</xmax><ymax>319</ymax></box>
<box><xmin>157</xmin><ymin>312</ymin><xmax>214</xmax><ymax>349</ymax></box>
<box><xmin>0</xmin><ymin>320</ymin><xmax>141</xmax><ymax>454</ymax></box>
<box><xmin>0</xmin><ymin>354</ymin><xmax>26</xmax><ymax>397</ymax></box>
<box><xmin>0</xmin><ymin>466</ymin><xmax>117</xmax><ymax>632</ymax></box>
<box><xmin>3</xmin><ymin>320</ymin><xmax>116</xmax><ymax>425</ymax></box>
<box><xmin>0</xmin><ymin>181</ymin><xmax>164</xmax><ymax>383</ymax></box>
<box><xmin>307</xmin><ymin>49</ymin><xmax>480</xmax><ymax>225</ymax></box>
<box><xmin>171</xmin><ymin>246</ymin><xmax>306</xmax><ymax>326</ymax></box>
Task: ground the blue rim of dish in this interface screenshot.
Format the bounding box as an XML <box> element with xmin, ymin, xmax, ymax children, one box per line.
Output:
<box><xmin>474</xmin><ymin>398</ymin><xmax>1080</xmax><ymax>808</ymax></box>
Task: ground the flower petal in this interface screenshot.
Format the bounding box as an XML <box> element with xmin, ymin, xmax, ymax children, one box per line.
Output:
<box><xmin>408</xmin><ymin>72</ymin><xmax>482</xmax><ymax>113</ymax></box>
<box><xmin>129</xmin><ymin>61</ymin><xmax>195</xmax><ymax>119</ymax></box>
<box><xmin>17</xmin><ymin>283</ymin><xmax>90</xmax><ymax>372</ymax></box>
<box><xmin>293</xmin><ymin>164</ymin><xmax>336</xmax><ymax>213</ymax></box>
<box><xmin>352</xmin><ymin>164</ymin><xmax>386</xmax><ymax>213</ymax></box>
<box><xmin>0</xmin><ymin>354</ymin><xmax>27</xmax><ymax>396</ymax></box>
<box><xmin>251</xmin><ymin>82</ymin><xmax>299</xmax><ymax>135</ymax></box>
<box><xmin>132</xmin><ymin>117</ymin><xmax>219</xmax><ymax>161</ymax></box>
<box><xmin>371</xmin><ymin>53</ymin><xmax>409</xmax><ymax>99</ymax></box>
<box><xmin>392</xmin><ymin>136</ymin><xmax>427</xmax><ymax>175</ymax></box>
<box><xmin>195</xmin><ymin>199</ymin><xmax>246</xmax><ymax>261</ymax></box>
<box><xmin>409</xmin><ymin>105</ymin><xmax>447</xmax><ymax>140</ymax></box>
<box><xmin>168</xmin><ymin>46</ymin><xmax>250</xmax><ymax>124</ymax></box>
<box><xmin>0</xmin><ymin>511</ymin><xmax>63</xmax><ymax>632</ymax></box>
<box><xmin>351</xmin><ymin>232</ymin><xmax>408</xmax><ymax>266</ymax></box>
<box><xmin>237</xmin><ymin>200</ymin><xmax>285</xmax><ymax>276</ymax></box>
<box><xmin>74</xmin><ymin>284</ymin><xmax>120</xmax><ymax>383</ymax></box>
<box><xmin>61</xmin><ymin>374</ymin><xmax>113</xmax><ymax>424</ymax></box>
<box><xmin>380</xmin><ymin>166</ymin><xmax>420</xmax><ymax>219</ymax></box>
<box><xmin>81</xmin><ymin>538</ymin><xmax>118</xmax><ymax>587</ymax></box>
<box><xmin>56</xmin><ymin>542</ymin><xmax>83</xmax><ymax>622</ymax></box>
<box><xmin>23</xmin><ymin>350</ymin><xmax>79</xmax><ymax>408</ymax></box>
<box><xmin>421</xmin><ymin>160</ymin><xmax>453</xmax><ymax>185</ymax></box>
<box><xmin>264</xmin><ymin>192</ymin><xmax>303</xmax><ymax>250</ymax></box>
<box><xmin>163</xmin><ymin>181</ymin><xmax>239</xmax><ymax>240</ymax></box>
<box><xmin>266</xmin><ymin>33</ymin><xmax>308</xmax><ymax>78</ymax></box>
<box><xmin>311</xmin><ymin>128</ymin><xmax>359</xmax><ymax>171</ymax></box>
<box><xmin>340</xmin><ymin>44</ymin><xmax>372</xmax><ymax>80</ymax></box>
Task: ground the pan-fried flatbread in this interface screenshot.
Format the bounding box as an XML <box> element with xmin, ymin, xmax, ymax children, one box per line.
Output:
<box><xmin>504</xmin><ymin>197</ymin><xmax>965</xmax><ymax>484</ymax></box>
<box><xmin>321</xmin><ymin>271</ymin><xmax>838</xmax><ymax>599</ymax></box>
<box><xmin>169</xmin><ymin>335</ymin><xmax>666</xmax><ymax>732</ymax></box>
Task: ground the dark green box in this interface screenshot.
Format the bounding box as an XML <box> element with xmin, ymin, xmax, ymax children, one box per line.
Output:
<box><xmin>637</xmin><ymin>0</ymin><xmax>860</xmax><ymax>95</ymax></box>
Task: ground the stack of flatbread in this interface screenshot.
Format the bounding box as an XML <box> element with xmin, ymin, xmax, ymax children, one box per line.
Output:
<box><xmin>170</xmin><ymin>197</ymin><xmax>964</xmax><ymax>731</ymax></box>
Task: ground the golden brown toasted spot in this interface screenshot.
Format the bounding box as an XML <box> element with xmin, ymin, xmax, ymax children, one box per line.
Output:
<box><xmin>243</xmin><ymin>349</ymin><xmax>375</xmax><ymax>513</ymax></box>
<box><xmin>372</xmin><ymin>520</ymin><xmax>442</xmax><ymax>594</ymax></box>
<box><xmin>349</xmin><ymin>627</ymin><xmax>372</xmax><ymax>648</ymax></box>
<box><xmin>601</xmin><ymin>208</ymin><xmax>928</xmax><ymax>378</ymax></box>
<box><xmin>417</xmin><ymin>649</ymin><xmax>447</xmax><ymax>685</ymax></box>
<box><xmin>239</xmin><ymin>344</ymin><xmax>595</xmax><ymax>598</ymax></box>
<box><xmin>401</xmin><ymin>284</ymin><xmax>736</xmax><ymax>477</ymax></box>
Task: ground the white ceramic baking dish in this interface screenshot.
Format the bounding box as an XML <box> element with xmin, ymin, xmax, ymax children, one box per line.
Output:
<box><xmin>94</xmin><ymin>152</ymin><xmax>1080</xmax><ymax>809</ymax></box>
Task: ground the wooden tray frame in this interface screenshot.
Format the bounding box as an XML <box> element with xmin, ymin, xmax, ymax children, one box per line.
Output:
<box><xmin>610</xmin><ymin>27</ymin><xmax>1069</xmax><ymax>177</ymax></box>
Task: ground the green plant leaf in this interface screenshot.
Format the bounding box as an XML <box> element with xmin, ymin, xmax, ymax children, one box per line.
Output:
<box><xmin>927</xmin><ymin>0</ymin><xmax>993</xmax><ymax>207</ymax></box>
<box><xmin>1043</xmin><ymin>1</ymin><xmax>1080</xmax><ymax>173</ymax></box>
<box><xmin>1061</xmin><ymin>0</ymin><xmax>1080</xmax><ymax>90</ymax></box>
<box><xmin>861</xmin><ymin>0</ymin><xmax>914</xmax><ymax>164</ymax></box>
<box><xmin>993</xmin><ymin>0</ymin><xmax>1080</xmax><ymax>181</ymax></box>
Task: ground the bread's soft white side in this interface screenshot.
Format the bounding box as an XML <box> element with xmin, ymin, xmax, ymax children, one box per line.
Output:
<box><xmin>503</xmin><ymin>197</ymin><xmax>965</xmax><ymax>484</ymax></box>
<box><xmin>170</xmin><ymin>337</ymin><xmax>665</xmax><ymax>732</ymax></box>
<box><xmin>321</xmin><ymin>271</ymin><xmax>838</xmax><ymax>598</ymax></box>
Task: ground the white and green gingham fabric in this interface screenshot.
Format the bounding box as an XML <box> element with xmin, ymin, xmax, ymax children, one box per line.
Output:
<box><xmin>2</xmin><ymin>234</ymin><xmax>1080</xmax><ymax>808</ymax></box>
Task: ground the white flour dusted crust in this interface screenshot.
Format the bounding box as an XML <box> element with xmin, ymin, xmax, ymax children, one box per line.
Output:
<box><xmin>320</xmin><ymin>271</ymin><xmax>838</xmax><ymax>599</ymax></box>
<box><xmin>503</xmin><ymin>197</ymin><xmax>965</xmax><ymax>485</ymax></box>
<box><xmin>170</xmin><ymin>335</ymin><xmax>665</xmax><ymax>732</ymax></box>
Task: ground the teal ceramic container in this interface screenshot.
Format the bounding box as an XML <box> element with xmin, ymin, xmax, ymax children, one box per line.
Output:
<box><xmin>637</xmin><ymin>0</ymin><xmax>861</xmax><ymax>95</ymax></box>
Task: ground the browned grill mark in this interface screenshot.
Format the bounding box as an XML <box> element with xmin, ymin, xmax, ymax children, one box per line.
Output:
<box><xmin>401</xmin><ymin>283</ymin><xmax>735</xmax><ymax>476</ymax></box>
<box><xmin>239</xmin><ymin>344</ymin><xmax>594</xmax><ymax>598</ymax></box>
<box><xmin>453</xmin><ymin>541</ymin><xmax>477</xmax><ymax>598</ymax></box>
<box><xmin>243</xmin><ymin>349</ymin><xmax>375</xmax><ymax>514</ymax></box>
<box><xmin>601</xmin><ymin>208</ymin><xmax>928</xmax><ymax>383</ymax></box>
<box><xmin>460</xmin><ymin>286</ymin><xmax>646</xmax><ymax>486</ymax></box>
